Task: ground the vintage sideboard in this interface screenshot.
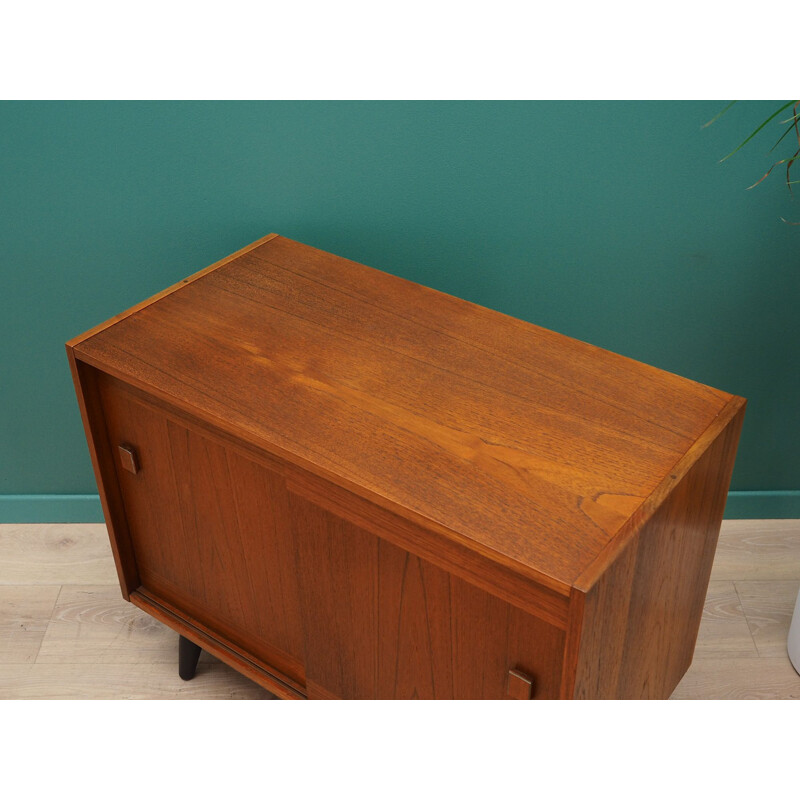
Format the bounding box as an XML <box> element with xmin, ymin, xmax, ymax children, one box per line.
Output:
<box><xmin>66</xmin><ymin>234</ymin><xmax>745</xmax><ymax>699</ymax></box>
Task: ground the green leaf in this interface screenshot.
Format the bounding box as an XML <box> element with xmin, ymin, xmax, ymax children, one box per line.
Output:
<box><xmin>719</xmin><ymin>101</ymin><xmax>796</xmax><ymax>162</ymax></box>
<box><xmin>771</xmin><ymin>103</ymin><xmax>800</xmax><ymax>151</ymax></box>
<box><xmin>702</xmin><ymin>101</ymin><xmax>737</xmax><ymax>129</ymax></box>
<box><xmin>769</xmin><ymin>118</ymin><xmax>798</xmax><ymax>152</ymax></box>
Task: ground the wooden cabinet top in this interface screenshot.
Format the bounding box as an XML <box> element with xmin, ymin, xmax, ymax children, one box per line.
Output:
<box><xmin>70</xmin><ymin>233</ymin><xmax>744</xmax><ymax>595</ymax></box>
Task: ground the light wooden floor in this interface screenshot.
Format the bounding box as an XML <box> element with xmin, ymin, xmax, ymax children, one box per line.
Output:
<box><xmin>1</xmin><ymin>520</ymin><xmax>798</xmax><ymax>699</ymax></box>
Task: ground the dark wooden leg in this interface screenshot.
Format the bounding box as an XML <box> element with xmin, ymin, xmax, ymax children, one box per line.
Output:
<box><xmin>179</xmin><ymin>635</ymin><xmax>202</xmax><ymax>681</ymax></box>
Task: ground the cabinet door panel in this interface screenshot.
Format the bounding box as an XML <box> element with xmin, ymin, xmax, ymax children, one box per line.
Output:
<box><xmin>290</xmin><ymin>493</ymin><xmax>565</xmax><ymax>699</ymax></box>
<box><xmin>289</xmin><ymin>495</ymin><xmax>378</xmax><ymax>699</ymax></box>
<box><xmin>97</xmin><ymin>373</ymin><xmax>305</xmax><ymax>684</ymax></box>
<box><xmin>377</xmin><ymin>541</ymin><xmax>454</xmax><ymax>699</ymax></box>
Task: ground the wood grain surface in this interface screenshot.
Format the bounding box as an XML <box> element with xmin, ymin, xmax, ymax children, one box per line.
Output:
<box><xmin>65</xmin><ymin>233</ymin><xmax>280</xmax><ymax>350</ymax></box>
<box><xmin>65</xmin><ymin>235</ymin><xmax>747</xmax><ymax>699</ymax></box>
<box><xmin>289</xmin><ymin>493</ymin><xmax>565</xmax><ymax>699</ymax></box>
<box><xmin>735</xmin><ymin>581</ymin><xmax>800</xmax><ymax>657</ymax></box>
<box><xmin>0</xmin><ymin>524</ymin><xmax>117</xmax><ymax>585</ymax></box>
<box><xmin>97</xmin><ymin>373</ymin><xmax>306</xmax><ymax>686</ymax></box>
<box><xmin>692</xmin><ymin>582</ymin><xmax>759</xmax><ymax>659</ymax></box>
<box><xmin>0</xmin><ymin>586</ymin><xmax>60</xmax><ymax>664</ymax></box>
<box><xmin>66</xmin><ymin>357</ymin><xmax>139</xmax><ymax>598</ymax></box>
<box><xmin>72</xmin><ymin>234</ymin><xmax>735</xmax><ymax>587</ymax></box>
<box><xmin>671</xmin><ymin>658</ymin><xmax>800</xmax><ymax>700</ymax></box>
<box><xmin>3</xmin><ymin>522</ymin><xmax>797</xmax><ymax>699</ymax></box>
<box><xmin>710</xmin><ymin>520</ymin><xmax>800</xmax><ymax>581</ymax></box>
<box><xmin>0</xmin><ymin>663</ymin><xmax>273</xmax><ymax>700</ymax></box>
<box><xmin>568</xmin><ymin>401</ymin><xmax>744</xmax><ymax>698</ymax></box>
<box><xmin>36</xmin><ymin>585</ymin><xmax>174</xmax><ymax>665</ymax></box>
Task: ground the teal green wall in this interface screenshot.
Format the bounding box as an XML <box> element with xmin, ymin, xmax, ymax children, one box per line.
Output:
<box><xmin>1</xmin><ymin>101</ymin><xmax>798</xmax><ymax>520</ymax></box>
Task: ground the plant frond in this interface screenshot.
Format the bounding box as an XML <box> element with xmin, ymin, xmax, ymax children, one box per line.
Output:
<box><xmin>702</xmin><ymin>101</ymin><xmax>737</xmax><ymax>129</ymax></box>
<box><xmin>746</xmin><ymin>157</ymin><xmax>792</xmax><ymax>190</ymax></box>
<box><xmin>720</xmin><ymin>101</ymin><xmax>795</xmax><ymax>162</ymax></box>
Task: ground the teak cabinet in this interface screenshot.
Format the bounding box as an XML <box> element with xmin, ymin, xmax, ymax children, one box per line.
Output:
<box><xmin>67</xmin><ymin>234</ymin><xmax>745</xmax><ymax>699</ymax></box>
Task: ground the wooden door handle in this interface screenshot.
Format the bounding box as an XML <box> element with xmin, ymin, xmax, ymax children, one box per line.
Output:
<box><xmin>507</xmin><ymin>668</ymin><xmax>534</xmax><ymax>699</ymax></box>
<box><xmin>118</xmin><ymin>444</ymin><xmax>140</xmax><ymax>475</ymax></box>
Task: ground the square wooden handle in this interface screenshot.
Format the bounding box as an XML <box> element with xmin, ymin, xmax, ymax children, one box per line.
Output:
<box><xmin>118</xmin><ymin>444</ymin><xmax>139</xmax><ymax>475</ymax></box>
<box><xmin>507</xmin><ymin>669</ymin><xmax>533</xmax><ymax>699</ymax></box>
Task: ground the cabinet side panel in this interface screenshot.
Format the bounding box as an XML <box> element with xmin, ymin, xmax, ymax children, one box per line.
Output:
<box><xmin>564</xmin><ymin>542</ymin><xmax>639</xmax><ymax>699</ymax></box>
<box><xmin>572</xmin><ymin>404</ymin><xmax>745</xmax><ymax>699</ymax></box>
<box><xmin>66</xmin><ymin>354</ymin><xmax>139</xmax><ymax>597</ymax></box>
<box><xmin>99</xmin><ymin>383</ymin><xmax>193</xmax><ymax>590</ymax></box>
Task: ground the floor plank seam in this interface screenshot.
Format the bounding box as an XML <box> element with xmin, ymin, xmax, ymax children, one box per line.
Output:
<box><xmin>731</xmin><ymin>580</ymin><xmax>761</xmax><ymax>657</ymax></box>
<box><xmin>35</xmin><ymin>583</ymin><xmax>64</xmax><ymax>665</ymax></box>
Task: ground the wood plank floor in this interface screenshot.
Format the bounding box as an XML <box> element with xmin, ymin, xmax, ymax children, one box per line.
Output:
<box><xmin>0</xmin><ymin>524</ymin><xmax>273</xmax><ymax>699</ymax></box>
<box><xmin>671</xmin><ymin>519</ymin><xmax>800</xmax><ymax>699</ymax></box>
<box><xmin>1</xmin><ymin>520</ymin><xmax>798</xmax><ymax>699</ymax></box>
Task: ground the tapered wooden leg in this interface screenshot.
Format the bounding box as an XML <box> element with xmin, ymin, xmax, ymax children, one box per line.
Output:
<box><xmin>179</xmin><ymin>635</ymin><xmax>202</xmax><ymax>681</ymax></box>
